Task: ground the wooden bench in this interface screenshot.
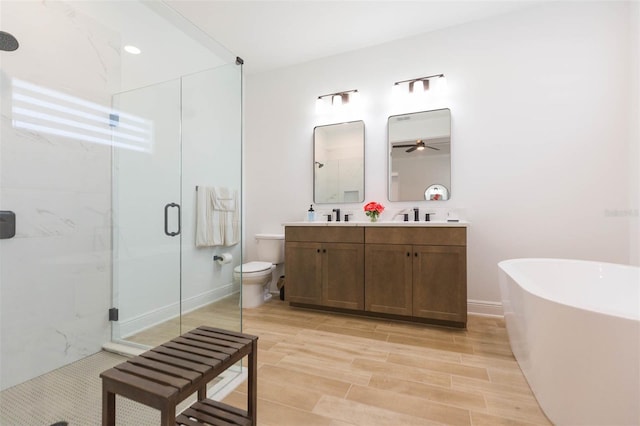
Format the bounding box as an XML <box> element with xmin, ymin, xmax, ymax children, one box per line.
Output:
<box><xmin>100</xmin><ymin>326</ymin><xmax>258</xmax><ymax>426</ymax></box>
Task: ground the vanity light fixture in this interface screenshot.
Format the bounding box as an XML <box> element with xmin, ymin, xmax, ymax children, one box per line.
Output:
<box><xmin>316</xmin><ymin>89</ymin><xmax>359</xmax><ymax>112</ymax></box>
<box><xmin>393</xmin><ymin>74</ymin><xmax>445</xmax><ymax>95</ymax></box>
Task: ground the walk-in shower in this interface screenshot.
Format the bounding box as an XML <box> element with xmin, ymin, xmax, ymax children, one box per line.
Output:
<box><xmin>0</xmin><ymin>0</ymin><xmax>243</xmax><ymax>410</ymax></box>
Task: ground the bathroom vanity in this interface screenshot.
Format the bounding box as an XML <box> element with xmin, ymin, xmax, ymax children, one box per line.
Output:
<box><xmin>284</xmin><ymin>222</ymin><xmax>467</xmax><ymax>328</ymax></box>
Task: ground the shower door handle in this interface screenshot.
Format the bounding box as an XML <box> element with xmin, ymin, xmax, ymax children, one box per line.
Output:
<box><xmin>164</xmin><ymin>203</ymin><xmax>181</xmax><ymax>237</ymax></box>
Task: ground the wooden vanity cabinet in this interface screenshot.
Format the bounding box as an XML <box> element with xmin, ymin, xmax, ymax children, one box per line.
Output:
<box><xmin>284</xmin><ymin>241</ymin><xmax>322</xmax><ymax>305</ymax></box>
<box><xmin>365</xmin><ymin>227</ymin><xmax>467</xmax><ymax>325</ymax></box>
<box><xmin>285</xmin><ymin>225</ymin><xmax>467</xmax><ymax>327</ymax></box>
<box><xmin>412</xmin><ymin>245</ymin><xmax>466</xmax><ymax>322</ymax></box>
<box><xmin>285</xmin><ymin>227</ymin><xmax>364</xmax><ymax>310</ymax></box>
<box><xmin>364</xmin><ymin>244</ymin><xmax>413</xmax><ymax>316</ymax></box>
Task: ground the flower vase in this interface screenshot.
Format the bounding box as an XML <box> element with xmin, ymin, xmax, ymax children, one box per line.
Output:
<box><xmin>370</xmin><ymin>215</ymin><xmax>378</xmax><ymax>222</ymax></box>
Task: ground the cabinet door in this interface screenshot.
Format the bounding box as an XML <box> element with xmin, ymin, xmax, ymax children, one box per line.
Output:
<box><xmin>285</xmin><ymin>242</ymin><xmax>322</xmax><ymax>305</ymax></box>
<box><xmin>412</xmin><ymin>245</ymin><xmax>466</xmax><ymax>323</ymax></box>
<box><xmin>323</xmin><ymin>243</ymin><xmax>364</xmax><ymax>310</ymax></box>
<box><xmin>364</xmin><ymin>244</ymin><xmax>413</xmax><ymax>316</ymax></box>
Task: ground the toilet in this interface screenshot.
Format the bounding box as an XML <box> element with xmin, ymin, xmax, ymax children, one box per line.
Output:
<box><xmin>234</xmin><ymin>233</ymin><xmax>284</xmax><ymax>308</ymax></box>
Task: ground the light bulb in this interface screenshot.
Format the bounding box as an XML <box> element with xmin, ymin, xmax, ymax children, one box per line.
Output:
<box><xmin>433</xmin><ymin>75</ymin><xmax>448</xmax><ymax>93</ymax></box>
<box><xmin>349</xmin><ymin>91</ymin><xmax>360</xmax><ymax>106</ymax></box>
<box><xmin>124</xmin><ymin>45</ymin><xmax>141</xmax><ymax>55</ymax></box>
<box><xmin>392</xmin><ymin>83</ymin><xmax>403</xmax><ymax>97</ymax></box>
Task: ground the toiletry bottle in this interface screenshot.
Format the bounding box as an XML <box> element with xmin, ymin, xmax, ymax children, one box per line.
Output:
<box><xmin>307</xmin><ymin>205</ymin><xmax>315</xmax><ymax>221</ymax></box>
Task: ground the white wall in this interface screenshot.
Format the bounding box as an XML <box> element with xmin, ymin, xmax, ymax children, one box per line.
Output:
<box><xmin>245</xmin><ymin>2</ymin><xmax>639</xmax><ymax>307</ymax></box>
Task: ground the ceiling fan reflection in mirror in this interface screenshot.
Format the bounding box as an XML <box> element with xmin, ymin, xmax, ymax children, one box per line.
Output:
<box><xmin>393</xmin><ymin>139</ymin><xmax>441</xmax><ymax>153</ymax></box>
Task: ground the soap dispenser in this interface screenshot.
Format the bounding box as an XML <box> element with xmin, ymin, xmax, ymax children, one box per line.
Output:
<box><xmin>307</xmin><ymin>205</ymin><xmax>315</xmax><ymax>222</ymax></box>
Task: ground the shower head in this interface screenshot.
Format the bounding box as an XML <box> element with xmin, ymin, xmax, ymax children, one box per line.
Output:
<box><xmin>0</xmin><ymin>31</ymin><xmax>19</xmax><ymax>51</ymax></box>
<box><xmin>315</xmin><ymin>161</ymin><xmax>324</xmax><ymax>168</ymax></box>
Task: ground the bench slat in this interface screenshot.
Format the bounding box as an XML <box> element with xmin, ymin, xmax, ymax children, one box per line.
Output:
<box><xmin>164</xmin><ymin>341</ymin><xmax>232</xmax><ymax>362</ymax></box>
<box><xmin>140</xmin><ymin>351</ymin><xmax>209</xmax><ymax>374</ymax></box>
<box><xmin>128</xmin><ymin>356</ymin><xmax>202</xmax><ymax>382</ymax></box>
<box><xmin>192</xmin><ymin>327</ymin><xmax>255</xmax><ymax>345</ymax></box>
<box><xmin>152</xmin><ymin>346</ymin><xmax>224</xmax><ymax>368</ymax></box>
<box><xmin>175</xmin><ymin>414</ymin><xmax>203</xmax><ymax>426</ymax></box>
<box><xmin>181</xmin><ymin>403</ymin><xmax>250</xmax><ymax>426</ymax></box>
<box><xmin>100</xmin><ymin>368</ymin><xmax>176</xmax><ymax>400</ymax></box>
<box><xmin>183</xmin><ymin>332</ymin><xmax>246</xmax><ymax>350</ymax></box>
<box><xmin>115</xmin><ymin>363</ymin><xmax>190</xmax><ymax>391</ymax></box>
<box><xmin>199</xmin><ymin>399</ymin><xmax>250</xmax><ymax>420</ymax></box>
<box><xmin>175</xmin><ymin>336</ymin><xmax>240</xmax><ymax>355</ymax></box>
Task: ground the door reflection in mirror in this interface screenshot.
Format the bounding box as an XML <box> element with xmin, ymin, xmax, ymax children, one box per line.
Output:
<box><xmin>388</xmin><ymin>108</ymin><xmax>451</xmax><ymax>201</ymax></box>
<box><xmin>314</xmin><ymin>120</ymin><xmax>365</xmax><ymax>203</ymax></box>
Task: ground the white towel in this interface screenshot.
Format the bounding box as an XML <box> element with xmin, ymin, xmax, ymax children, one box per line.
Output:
<box><xmin>211</xmin><ymin>186</ymin><xmax>239</xmax><ymax>246</ymax></box>
<box><xmin>195</xmin><ymin>186</ymin><xmax>239</xmax><ymax>247</ymax></box>
<box><xmin>211</xmin><ymin>187</ymin><xmax>236</xmax><ymax>211</ymax></box>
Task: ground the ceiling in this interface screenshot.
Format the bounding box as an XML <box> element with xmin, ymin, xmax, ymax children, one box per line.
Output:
<box><xmin>166</xmin><ymin>1</ymin><xmax>542</xmax><ymax>75</ymax></box>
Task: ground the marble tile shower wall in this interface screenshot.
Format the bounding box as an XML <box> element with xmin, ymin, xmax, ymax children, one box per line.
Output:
<box><xmin>0</xmin><ymin>1</ymin><xmax>120</xmax><ymax>390</ymax></box>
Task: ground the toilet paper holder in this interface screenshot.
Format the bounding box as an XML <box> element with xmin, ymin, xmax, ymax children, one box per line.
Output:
<box><xmin>213</xmin><ymin>253</ymin><xmax>233</xmax><ymax>264</ymax></box>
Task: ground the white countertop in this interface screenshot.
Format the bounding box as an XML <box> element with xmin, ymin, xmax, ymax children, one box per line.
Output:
<box><xmin>283</xmin><ymin>220</ymin><xmax>469</xmax><ymax>227</ymax></box>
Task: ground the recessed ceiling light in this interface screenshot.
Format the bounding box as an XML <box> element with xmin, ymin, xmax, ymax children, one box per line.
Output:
<box><xmin>124</xmin><ymin>45</ymin><xmax>141</xmax><ymax>55</ymax></box>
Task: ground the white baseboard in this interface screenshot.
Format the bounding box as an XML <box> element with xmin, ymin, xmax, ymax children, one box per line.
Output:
<box><xmin>467</xmin><ymin>299</ymin><xmax>503</xmax><ymax>317</ymax></box>
<box><xmin>118</xmin><ymin>283</ymin><xmax>239</xmax><ymax>338</ymax></box>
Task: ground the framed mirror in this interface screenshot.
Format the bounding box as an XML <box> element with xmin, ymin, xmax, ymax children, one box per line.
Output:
<box><xmin>314</xmin><ymin>120</ymin><xmax>365</xmax><ymax>203</ymax></box>
<box><xmin>388</xmin><ymin>108</ymin><xmax>451</xmax><ymax>201</ymax></box>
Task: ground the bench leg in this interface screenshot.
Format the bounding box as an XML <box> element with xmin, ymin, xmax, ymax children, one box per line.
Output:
<box><xmin>102</xmin><ymin>387</ymin><xmax>115</xmax><ymax>426</ymax></box>
<box><xmin>248</xmin><ymin>339</ymin><xmax>258</xmax><ymax>426</ymax></box>
<box><xmin>160</xmin><ymin>405</ymin><xmax>176</xmax><ymax>426</ymax></box>
<box><xmin>197</xmin><ymin>384</ymin><xmax>207</xmax><ymax>400</ymax></box>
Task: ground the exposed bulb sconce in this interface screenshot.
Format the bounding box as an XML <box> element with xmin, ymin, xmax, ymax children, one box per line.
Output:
<box><xmin>316</xmin><ymin>89</ymin><xmax>359</xmax><ymax>113</ymax></box>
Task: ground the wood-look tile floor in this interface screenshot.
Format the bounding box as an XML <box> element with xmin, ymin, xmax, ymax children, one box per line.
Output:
<box><xmin>222</xmin><ymin>299</ymin><xmax>551</xmax><ymax>426</ymax></box>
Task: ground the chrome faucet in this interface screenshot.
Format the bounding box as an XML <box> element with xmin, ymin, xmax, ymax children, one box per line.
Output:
<box><xmin>413</xmin><ymin>207</ymin><xmax>419</xmax><ymax>221</ymax></box>
<box><xmin>332</xmin><ymin>208</ymin><xmax>341</xmax><ymax>222</ymax></box>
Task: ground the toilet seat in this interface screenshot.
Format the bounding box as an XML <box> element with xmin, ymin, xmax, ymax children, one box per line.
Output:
<box><xmin>234</xmin><ymin>261</ymin><xmax>272</xmax><ymax>277</ymax></box>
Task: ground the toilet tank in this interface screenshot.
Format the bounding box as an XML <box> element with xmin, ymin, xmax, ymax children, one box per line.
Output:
<box><xmin>255</xmin><ymin>233</ymin><xmax>285</xmax><ymax>264</ymax></box>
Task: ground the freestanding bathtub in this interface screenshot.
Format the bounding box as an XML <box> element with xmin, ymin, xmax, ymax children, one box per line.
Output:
<box><xmin>498</xmin><ymin>258</ymin><xmax>640</xmax><ymax>426</ymax></box>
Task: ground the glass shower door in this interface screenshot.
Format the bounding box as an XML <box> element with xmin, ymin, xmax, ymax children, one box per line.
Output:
<box><xmin>111</xmin><ymin>79</ymin><xmax>182</xmax><ymax>347</ymax></box>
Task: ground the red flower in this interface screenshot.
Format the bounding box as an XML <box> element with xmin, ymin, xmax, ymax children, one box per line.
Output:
<box><xmin>364</xmin><ymin>201</ymin><xmax>385</xmax><ymax>214</ymax></box>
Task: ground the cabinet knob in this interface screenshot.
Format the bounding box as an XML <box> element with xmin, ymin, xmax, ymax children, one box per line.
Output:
<box><xmin>317</xmin><ymin>249</ymin><xmax>320</xmax><ymax>253</ymax></box>
<box><xmin>407</xmin><ymin>252</ymin><xmax>410</xmax><ymax>257</ymax></box>
<box><xmin>415</xmin><ymin>252</ymin><xmax>418</xmax><ymax>257</ymax></box>
<box><xmin>323</xmin><ymin>249</ymin><xmax>327</xmax><ymax>253</ymax></box>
